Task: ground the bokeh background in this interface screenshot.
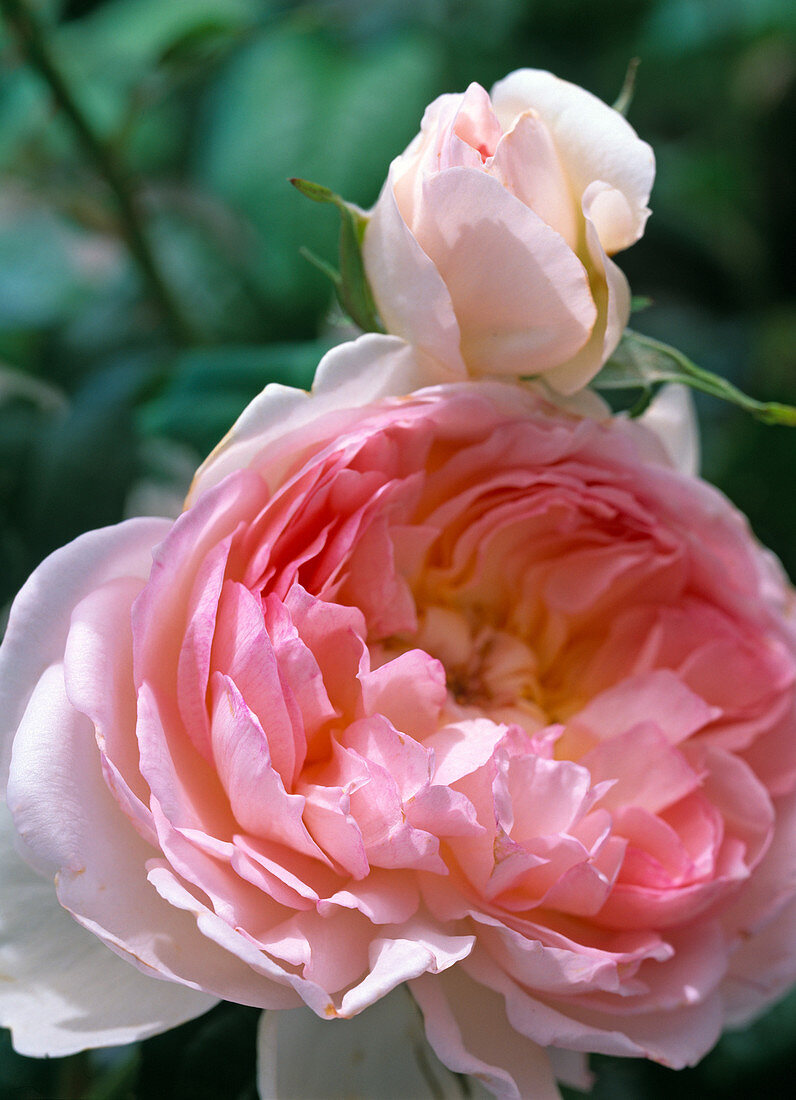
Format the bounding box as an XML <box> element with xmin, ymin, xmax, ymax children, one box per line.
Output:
<box><xmin>0</xmin><ymin>0</ymin><xmax>794</xmax><ymax>1096</ymax></box>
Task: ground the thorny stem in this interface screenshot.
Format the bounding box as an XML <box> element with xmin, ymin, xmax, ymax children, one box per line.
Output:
<box><xmin>0</xmin><ymin>0</ymin><xmax>196</xmax><ymax>344</ymax></box>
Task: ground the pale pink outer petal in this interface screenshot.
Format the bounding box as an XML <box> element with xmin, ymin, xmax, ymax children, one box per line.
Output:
<box><xmin>256</xmin><ymin>989</ymin><xmax>473</xmax><ymax>1100</ymax></box>
<box><xmin>411</xmin><ymin>968</ymin><xmax>563</xmax><ymax>1100</ymax></box>
<box><xmin>410</xmin><ymin>168</ymin><xmax>596</xmax><ymax>379</ymax></box>
<box><xmin>188</xmin><ymin>334</ymin><xmax>438</xmax><ymax>503</ymax></box>
<box><xmin>542</xmin><ymin>211</ymin><xmax>630</xmax><ymax>394</ymax></box>
<box><xmin>466</xmin><ymin>917</ymin><xmax>727</xmax><ymax>1064</ymax></box>
<box><xmin>6</xmin><ymin>661</ymin><xmax>299</xmax><ymax>1011</ymax></box>
<box><xmin>720</xmin><ymin>793</ymin><xmax>796</xmax><ymax>1025</ymax></box>
<box><xmin>363</xmin><ymin>173</ymin><xmax>466</xmax><ymax>378</ymax></box>
<box><xmin>638</xmin><ymin>383</ymin><xmax>701</xmax><ymax>476</ymax></box>
<box><xmin>490</xmin><ymin>68</ymin><xmax>655</xmax><ymax>254</ymax></box>
<box><xmin>335</xmin><ymin>922</ymin><xmax>474</xmax><ymax>1018</ymax></box>
<box><xmin>0</xmin><ymin>518</ymin><xmax>171</xmax><ymax>788</ymax></box>
<box><xmin>0</xmin><ymin>802</ymin><xmax>216</xmax><ymax>1056</ymax></box>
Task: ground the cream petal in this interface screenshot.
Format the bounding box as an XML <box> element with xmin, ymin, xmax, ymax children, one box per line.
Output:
<box><xmin>490</xmin><ymin>68</ymin><xmax>654</xmax><ymax>253</ymax></box>
<box><xmin>541</xmin><ymin>212</ymin><xmax>630</xmax><ymax>394</ymax></box>
<box><xmin>489</xmin><ymin>110</ymin><xmax>579</xmax><ymax>249</ymax></box>
<box><xmin>638</xmin><ymin>383</ymin><xmax>701</xmax><ymax>476</ymax></box>
<box><xmin>0</xmin><ymin>802</ymin><xmax>216</xmax><ymax>1057</ymax></box>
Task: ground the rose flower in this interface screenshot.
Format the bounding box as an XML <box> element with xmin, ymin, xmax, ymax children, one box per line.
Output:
<box><xmin>362</xmin><ymin>70</ymin><xmax>655</xmax><ymax>394</ymax></box>
<box><xmin>1</xmin><ymin>337</ymin><xmax>795</xmax><ymax>1098</ymax></box>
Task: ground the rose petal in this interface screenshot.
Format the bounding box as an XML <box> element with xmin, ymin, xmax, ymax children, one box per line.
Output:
<box><xmin>256</xmin><ymin>988</ymin><xmax>468</xmax><ymax>1099</ymax></box>
<box><xmin>0</xmin><ymin>802</ymin><xmax>216</xmax><ymax>1057</ymax></box>
<box><xmin>490</xmin><ymin>68</ymin><xmax>654</xmax><ymax>253</ymax></box>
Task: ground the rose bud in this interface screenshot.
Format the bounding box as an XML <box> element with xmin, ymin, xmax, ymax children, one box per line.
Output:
<box><xmin>363</xmin><ymin>70</ymin><xmax>655</xmax><ymax>393</ymax></box>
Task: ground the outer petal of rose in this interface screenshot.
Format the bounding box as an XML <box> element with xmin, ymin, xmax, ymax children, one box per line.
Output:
<box><xmin>542</xmin><ymin>210</ymin><xmax>630</xmax><ymax>394</ymax></box>
<box><xmin>412</xmin><ymin>168</ymin><xmax>596</xmax><ymax>378</ymax></box>
<box><xmin>638</xmin><ymin>383</ymin><xmax>701</xmax><ymax>476</ymax></box>
<box><xmin>0</xmin><ymin>517</ymin><xmax>170</xmax><ymax>787</ymax></box>
<box><xmin>0</xmin><ymin>801</ymin><xmax>216</xmax><ymax>1056</ymax></box>
<box><xmin>411</xmin><ymin>968</ymin><xmax>562</xmax><ymax>1100</ymax></box>
<box><xmin>490</xmin><ymin>69</ymin><xmax>654</xmax><ymax>254</ymax></box>
<box><xmin>256</xmin><ymin>989</ymin><xmax>473</xmax><ymax>1100</ymax></box>
<box><xmin>720</xmin><ymin>793</ymin><xmax>796</xmax><ymax>1025</ymax></box>
<box><xmin>459</xmin><ymin>929</ymin><xmax>725</xmax><ymax>1067</ymax></box>
<box><xmin>364</xmin><ymin>175</ymin><xmax>466</xmax><ymax>378</ymax></box>
<box><xmin>722</xmin><ymin>892</ymin><xmax>796</xmax><ymax>1027</ymax></box>
<box><xmin>6</xmin><ymin>663</ymin><xmax>299</xmax><ymax>1010</ymax></box>
<box><xmin>189</xmin><ymin>334</ymin><xmax>444</xmax><ymax>502</ymax></box>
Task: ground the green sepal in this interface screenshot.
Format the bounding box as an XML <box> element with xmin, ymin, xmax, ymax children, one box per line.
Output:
<box><xmin>613</xmin><ymin>57</ymin><xmax>640</xmax><ymax>117</ymax></box>
<box><xmin>630</xmin><ymin>295</ymin><xmax>653</xmax><ymax>314</ymax></box>
<box><xmin>290</xmin><ymin>178</ymin><xmax>385</xmax><ymax>334</ymax></box>
<box><xmin>593</xmin><ymin>329</ymin><xmax>796</xmax><ymax>426</ymax></box>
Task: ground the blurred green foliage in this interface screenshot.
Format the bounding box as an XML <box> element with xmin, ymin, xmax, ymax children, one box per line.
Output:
<box><xmin>1</xmin><ymin>0</ymin><xmax>794</xmax><ymax>1096</ymax></box>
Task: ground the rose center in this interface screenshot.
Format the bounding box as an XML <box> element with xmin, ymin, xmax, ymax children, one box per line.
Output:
<box><xmin>379</xmin><ymin>603</ymin><xmax>551</xmax><ymax>736</ymax></box>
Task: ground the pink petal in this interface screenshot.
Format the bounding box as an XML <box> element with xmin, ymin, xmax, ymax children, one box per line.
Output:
<box><xmin>489</xmin><ymin>109</ymin><xmax>578</xmax><ymax>248</ymax></box>
<box><xmin>411</xmin><ymin>967</ymin><xmax>561</xmax><ymax>1100</ymax></box>
<box><xmin>413</xmin><ymin>168</ymin><xmax>596</xmax><ymax>377</ymax></box>
<box><xmin>363</xmin><ymin>174</ymin><xmax>466</xmax><ymax>379</ymax></box>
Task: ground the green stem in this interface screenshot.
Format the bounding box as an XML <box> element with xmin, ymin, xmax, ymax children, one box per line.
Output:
<box><xmin>627</xmin><ymin>331</ymin><xmax>796</xmax><ymax>427</ymax></box>
<box><xmin>0</xmin><ymin>0</ymin><xmax>195</xmax><ymax>344</ymax></box>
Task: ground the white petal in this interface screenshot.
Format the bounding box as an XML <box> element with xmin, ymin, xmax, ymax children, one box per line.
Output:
<box><xmin>0</xmin><ymin>801</ymin><xmax>216</xmax><ymax>1056</ymax></box>
<box><xmin>411</xmin><ymin>969</ymin><xmax>562</xmax><ymax>1100</ymax></box>
<box><xmin>364</xmin><ymin>171</ymin><xmax>466</xmax><ymax>377</ymax></box>
<box><xmin>0</xmin><ymin>518</ymin><xmax>171</xmax><ymax>789</ymax></box>
<box><xmin>638</xmin><ymin>383</ymin><xmax>701</xmax><ymax>476</ymax></box>
<box><xmin>490</xmin><ymin>69</ymin><xmax>654</xmax><ymax>254</ymax></box>
<box><xmin>189</xmin><ymin>334</ymin><xmax>436</xmax><ymax>504</ymax></box>
<box><xmin>256</xmin><ymin>988</ymin><xmax>472</xmax><ymax>1100</ymax></box>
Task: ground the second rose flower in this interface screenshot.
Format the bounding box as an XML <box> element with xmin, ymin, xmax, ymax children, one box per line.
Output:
<box><xmin>363</xmin><ymin>69</ymin><xmax>655</xmax><ymax>393</ymax></box>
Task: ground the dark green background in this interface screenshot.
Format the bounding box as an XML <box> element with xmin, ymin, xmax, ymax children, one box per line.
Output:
<box><xmin>1</xmin><ymin>0</ymin><xmax>794</xmax><ymax>1096</ymax></box>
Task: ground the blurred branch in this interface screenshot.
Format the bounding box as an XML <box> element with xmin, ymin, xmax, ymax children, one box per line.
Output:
<box><xmin>0</xmin><ymin>0</ymin><xmax>196</xmax><ymax>344</ymax></box>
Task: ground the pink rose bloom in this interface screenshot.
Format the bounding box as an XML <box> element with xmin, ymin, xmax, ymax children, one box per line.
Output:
<box><xmin>1</xmin><ymin>336</ymin><xmax>795</xmax><ymax>1099</ymax></box>
<box><xmin>363</xmin><ymin>69</ymin><xmax>655</xmax><ymax>394</ymax></box>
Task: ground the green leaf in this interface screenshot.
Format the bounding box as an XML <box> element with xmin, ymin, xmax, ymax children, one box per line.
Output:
<box><xmin>84</xmin><ymin>1049</ymin><xmax>141</xmax><ymax>1100</ymax></box>
<box><xmin>21</xmin><ymin>359</ymin><xmax>145</xmax><ymax>568</ymax></box>
<box><xmin>593</xmin><ymin>329</ymin><xmax>796</xmax><ymax>426</ymax></box>
<box><xmin>291</xmin><ymin>177</ymin><xmax>384</xmax><ymax>334</ymax></box>
<box><xmin>289</xmin><ymin>177</ymin><xmax>338</xmax><ymax>205</ymax></box>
